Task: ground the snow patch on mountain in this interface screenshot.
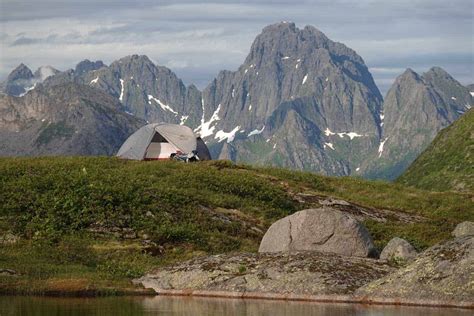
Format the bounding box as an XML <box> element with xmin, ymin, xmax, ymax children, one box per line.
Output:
<box><xmin>324</xmin><ymin>128</ymin><xmax>336</xmax><ymax>136</ymax></box>
<box><xmin>302</xmin><ymin>74</ymin><xmax>308</xmax><ymax>84</ymax></box>
<box><xmin>119</xmin><ymin>79</ymin><xmax>124</xmax><ymax>102</ymax></box>
<box><xmin>248</xmin><ymin>126</ymin><xmax>265</xmax><ymax>137</ymax></box>
<box><xmin>324</xmin><ymin>142</ymin><xmax>335</xmax><ymax>150</ymax></box>
<box><xmin>195</xmin><ymin>102</ymin><xmax>221</xmax><ymax>138</ymax></box>
<box><xmin>18</xmin><ymin>83</ymin><xmax>37</xmax><ymax>97</ymax></box>
<box><xmin>337</xmin><ymin>132</ymin><xmax>364</xmax><ymax>140</ymax></box>
<box><xmin>215</xmin><ymin>126</ymin><xmax>240</xmax><ymax>143</ymax></box>
<box><xmin>147</xmin><ymin>95</ymin><xmax>178</xmax><ymax>115</ymax></box>
<box><xmin>180</xmin><ymin>115</ymin><xmax>189</xmax><ymax>125</ymax></box>
<box><xmin>378</xmin><ymin>137</ymin><xmax>388</xmax><ymax>158</ymax></box>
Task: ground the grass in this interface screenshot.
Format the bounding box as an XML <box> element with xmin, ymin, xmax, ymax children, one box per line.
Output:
<box><xmin>397</xmin><ymin>109</ymin><xmax>473</xmax><ymax>192</ymax></box>
<box><xmin>0</xmin><ymin>157</ymin><xmax>472</xmax><ymax>295</ymax></box>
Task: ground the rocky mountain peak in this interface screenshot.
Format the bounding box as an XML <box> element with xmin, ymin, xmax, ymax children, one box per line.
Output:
<box><xmin>75</xmin><ymin>60</ymin><xmax>105</xmax><ymax>76</ymax></box>
<box><xmin>7</xmin><ymin>63</ymin><xmax>34</xmax><ymax>81</ymax></box>
<box><xmin>398</xmin><ymin>68</ymin><xmax>421</xmax><ymax>82</ymax></box>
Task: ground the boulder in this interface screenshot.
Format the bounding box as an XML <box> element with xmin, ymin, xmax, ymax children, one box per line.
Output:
<box><xmin>356</xmin><ymin>235</ymin><xmax>474</xmax><ymax>302</ymax></box>
<box><xmin>379</xmin><ymin>237</ymin><xmax>417</xmax><ymax>261</ymax></box>
<box><xmin>258</xmin><ymin>207</ymin><xmax>376</xmax><ymax>257</ymax></box>
<box><xmin>452</xmin><ymin>221</ymin><xmax>474</xmax><ymax>237</ymax></box>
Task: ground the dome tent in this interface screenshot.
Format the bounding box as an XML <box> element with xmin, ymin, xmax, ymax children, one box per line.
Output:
<box><xmin>116</xmin><ymin>123</ymin><xmax>211</xmax><ymax>161</ymax></box>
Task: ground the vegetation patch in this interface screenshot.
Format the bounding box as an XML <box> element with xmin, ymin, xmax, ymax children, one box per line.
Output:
<box><xmin>0</xmin><ymin>157</ymin><xmax>472</xmax><ymax>295</ymax></box>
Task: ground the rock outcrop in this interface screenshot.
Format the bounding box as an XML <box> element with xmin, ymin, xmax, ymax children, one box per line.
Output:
<box><xmin>379</xmin><ymin>237</ymin><xmax>417</xmax><ymax>262</ymax></box>
<box><xmin>356</xmin><ymin>235</ymin><xmax>474</xmax><ymax>302</ymax></box>
<box><xmin>135</xmin><ymin>251</ymin><xmax>393</xmax><ymax>296</ymax></box>
<box><xmin>452</xmin><ymin>221</ymin><xmax>474</xmax><ymax>237</ymax></box>
<box><xmin>258</xmin><ymin>208</ymin><xmax>376</xmax><ymax>257</ymax></box>
<box><xmin>365</xmin><ymin>67</ymin><xmax>472</xmax><ymax>179</ymax></box>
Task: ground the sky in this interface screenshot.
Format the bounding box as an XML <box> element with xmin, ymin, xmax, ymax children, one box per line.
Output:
<box><xmin>1</xmin><ymin>0</ymin><xmax>473</xmax><ymax>95</ymax></box>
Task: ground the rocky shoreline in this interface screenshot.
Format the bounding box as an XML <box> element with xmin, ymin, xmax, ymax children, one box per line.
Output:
<box><xmin>134</xmin><ymin>215</ymin><xmax>474</xmax><ymax>309</ymax></box>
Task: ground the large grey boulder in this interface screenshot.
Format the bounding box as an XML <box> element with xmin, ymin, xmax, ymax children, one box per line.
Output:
<box><xmin>452</xmin><ymin>221</ymin><xmax>474</xmax><ymax>237</ymax></box>
<box><xmin>356</xmin><ymin>236</ymin><xmax>474</xmax><ymax>302</ymax></box>
<box><xmin>258</xmin><ymin>208</ymin><xmax>376</xmax><ymax>257</ymax></box>
<box><xmin>379</xmin><ymin>237</ymin><xmax>417</xmax><ymax>261</ymax></box>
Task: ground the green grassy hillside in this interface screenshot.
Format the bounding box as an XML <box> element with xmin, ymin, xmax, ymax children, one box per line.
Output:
<box><xmin>0</xmin><ymin>157</ymin><xmax>472</xmax><ymax>295</ymax></box>
<box><xmin>398</xmin><ymin>109</ymin><xmax>473</xmax><ymax>192</ymax></box>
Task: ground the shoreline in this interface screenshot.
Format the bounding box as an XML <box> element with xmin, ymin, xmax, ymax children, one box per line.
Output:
<box><xmin>144</xmin><ymin>289</ymin><xmax>474</xmax><ymax>309</ymax></box>
<box><xmin>1</xmin><ymin>286</ymin><xmax>472</xmax><ymax>309</ymax></box>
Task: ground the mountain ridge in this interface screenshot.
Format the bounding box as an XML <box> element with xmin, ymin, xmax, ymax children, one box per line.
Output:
<box><xmin>0</xmin><ymin>22</ymin><xmax>471</xmax><ymax>182</ymax></box>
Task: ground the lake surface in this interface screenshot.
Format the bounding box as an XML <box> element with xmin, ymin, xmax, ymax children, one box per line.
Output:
<box><xmin>0</xmin><ymin>295</ymin><xmax>471</xmax><ymax>315</ymax></box>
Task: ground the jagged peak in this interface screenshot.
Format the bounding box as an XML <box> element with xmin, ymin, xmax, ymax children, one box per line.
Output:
<box><xmin>116</xmin><ymin>54</ymin><xmax>154</xmax><ymax>65</ymax></box>
<box><xmin>425</xmin><ymin>66</ymin><xmax>449</xmax><ymax>75</ymax></box>
<box><xmin>261</xmin><ymin>21</ymin><xmax>297</xmax><ymax>33</ymax></box>
<box><xmin>75</xmin><ymin>59</ymin><xmax>105</xmax><ymax>75</ymax></box>
<box><xmin>423</xmin><ymin>66</ymin><xmax>455</xmax><ymax>82</ymax></box>
<box><xmin>7</xmin><ymin>63</ymin><xmax>34</xmax><ymax>80</ymax></box>
<box><xmin>398</xmin><ymin>68</ymin><xmax>421</xmax><ymax>81</ymax></box>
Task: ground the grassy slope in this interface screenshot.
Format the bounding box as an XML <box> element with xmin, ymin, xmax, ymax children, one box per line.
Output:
<box><xmin>0</xmin><ymin>157</ymin><xmax>472</xmax><ymax>295</ymax></box>
<box><xmin>397</xmin><ymin>109</ymin><xmax>474</xmax><ymax>192</ymax></box>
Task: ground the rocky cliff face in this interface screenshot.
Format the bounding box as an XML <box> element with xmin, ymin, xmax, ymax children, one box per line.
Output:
<box><xmin>199</xmin><ymin>22</ymin><xmax>383</xmax><ymax>175</ymax></box>
<box><xmin>363</xmin><ymin>67</ymin><xmax>472</xmax><ymax>179</ymax></box>
<box><xmin>0</xmin><ymin>83</ymin><xmax>143</xmax><ymax>156</ymax></box>
<box><xmin>42</xmin><ymin>55</ymin><xmax>203</xmax><ymax>128</ymax></box>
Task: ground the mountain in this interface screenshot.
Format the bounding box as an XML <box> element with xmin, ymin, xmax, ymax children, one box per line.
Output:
<box><xmin>43</xmin><ymin>55</ymin><xmax>203</xmax><ymax>127</ymax></box>
<box><xmin>199</xmin><ymin>22</ymin><xmax>383</xmax><ymax>175</ymax></box>
<box><xmin>363</xmin><ymin>67</ymin><xmax>473</xmax><ymax>180</ymax></box>
<box><xmin>0</xmin><ymin>64</ymin><xmax>59</xmax><ymax>96</ymax></box>
<box><xmin>397</xmin><ymin>108</ymin><xmax>473</xmax><ymax>192</ymax></box>
<box><xmin>0</xmin><ymin>83</ymin><xmax>143</xmax><ymax>156</ymax></box>
<box><xmin>0</xmin><ymin>22</ymin><xmax>471</xmax><ymax>179</ymax></box>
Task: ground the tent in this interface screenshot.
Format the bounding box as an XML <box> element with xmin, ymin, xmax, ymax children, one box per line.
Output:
<box><xmin>116</xmin><ymin>123</ymin><xmax>211</xmax><ymax>161</ymax></box>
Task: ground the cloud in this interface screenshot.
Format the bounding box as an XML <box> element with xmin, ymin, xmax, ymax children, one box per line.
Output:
<box><xmin>0</xmin><ymin>0</ymin><xmax>472</xmax><ymax>93</ymax></box>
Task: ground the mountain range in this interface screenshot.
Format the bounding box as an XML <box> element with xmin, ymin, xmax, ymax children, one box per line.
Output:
<box><xmin>1</xmin><ymin>22</ymin><xmax>472</xmax><ymax>180</ymax></box>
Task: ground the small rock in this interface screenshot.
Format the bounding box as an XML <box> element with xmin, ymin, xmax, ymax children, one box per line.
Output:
<box><xmin>379</xmin><ymin>237</ymin><xmax>417</xmax><ymax>262</ymax></box>
<box><xmin>258</xmin><ymin>207</ymin><xmax>376</xmax><ymax>257</ymax></box>
<box><xmin>452</xmin><ymin>221</ymin><xmax>474</xmax><ymax>237</ymax></box>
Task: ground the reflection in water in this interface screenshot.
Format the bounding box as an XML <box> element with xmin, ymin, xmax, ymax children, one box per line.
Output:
<box><xmin>0</xmin><ymin>295</ymin><xmax>471</xmax><ymax>316</ymax></box>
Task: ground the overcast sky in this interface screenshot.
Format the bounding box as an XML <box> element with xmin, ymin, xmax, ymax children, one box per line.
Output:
<box><xmin>1</xmin><ymin>0</ymin><xmax>473</xmax><ymax>95</ymax></box>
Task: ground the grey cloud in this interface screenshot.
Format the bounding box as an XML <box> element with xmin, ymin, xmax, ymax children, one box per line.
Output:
<box><xmin>0</xmin><ymin>0</ymin><xmax>472</xmax><ymax>93</ymax></box>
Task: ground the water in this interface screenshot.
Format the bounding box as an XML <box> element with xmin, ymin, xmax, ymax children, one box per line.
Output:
<box><xmin>0</xmin><ymin>295</ymin><xmax>470</xmax><ymax>315</ymax></box>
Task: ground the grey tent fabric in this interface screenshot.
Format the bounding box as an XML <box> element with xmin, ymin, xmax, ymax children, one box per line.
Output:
<box><xmin>155</xmin><ymin>124</ymin><xmax>196</xmax><ymax>154</ymax></box>
<box><xmin>116</xmin><ymin>124</ymin><xmax>156</xmax><ymax>160</ymax></box>
<box><xmin>116</xmin><ymin>123</ymin><xmax>211</xmax><ymax>160</ymax></box>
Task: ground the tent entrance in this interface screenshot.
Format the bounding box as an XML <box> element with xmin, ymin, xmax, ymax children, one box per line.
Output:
<box><xmin>144</xmin><ymin>131</ymin><xmax>179</xmax><ymax>160</ymax></box>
